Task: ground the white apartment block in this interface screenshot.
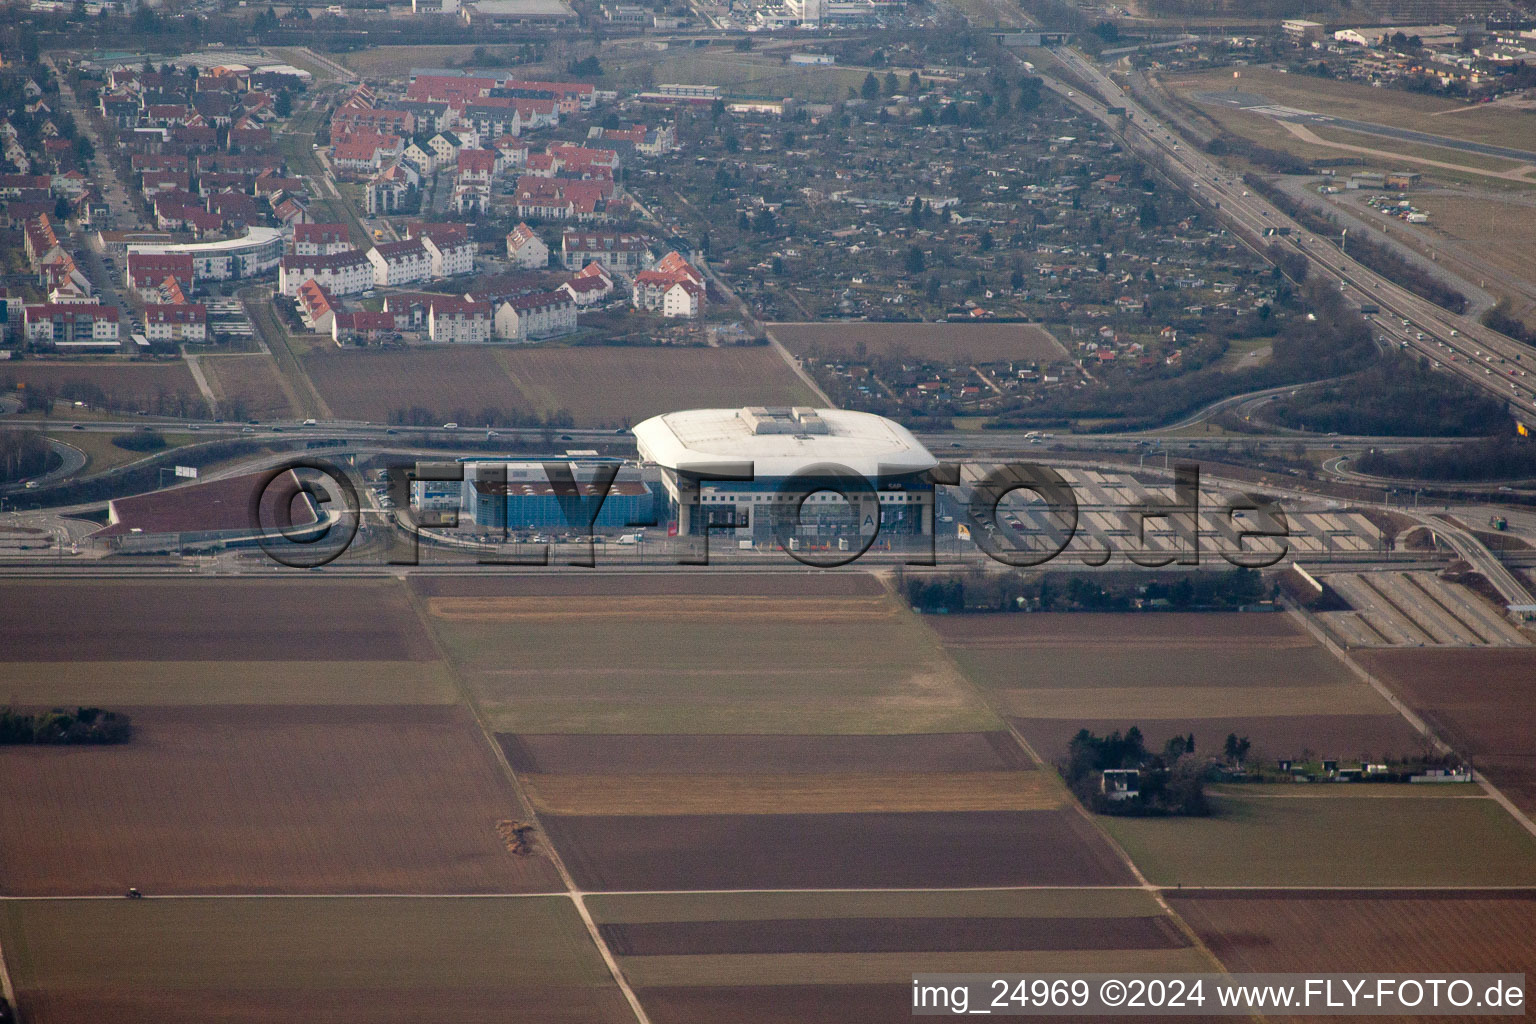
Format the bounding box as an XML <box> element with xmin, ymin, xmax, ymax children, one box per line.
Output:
<box><xmin>422</xmin><ymin>235</ymin><xmax>476</xmax><ymax>278</ymax></box>
<box><xmin>493</xmin><ymin>291</ymin><xmax>578</xmax><ymax>342</ymax></box>
<box><xmin>427</xmin><ymin>298</ymin><xmax>494</xmax><ymax>343</ymax></box>
<box><xmin>506</xmin><ymin>223</ymin><xmax>548</xmax><ymax>268</ymax></box>
<box><xmin>366</xmin><ymin>239</ymin><xmax>433</xmax><ymax>286</ymax></box>
<box><xmin>278</xmin><ymin>249</ymin><xmax>374</xmax><ymax>297</ymax></box>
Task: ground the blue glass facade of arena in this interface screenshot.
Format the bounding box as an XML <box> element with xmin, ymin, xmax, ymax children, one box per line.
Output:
<box><xmin>458</xmin><ymin>460</ymin><xmax>657</xmax><ymax>532</ymax></box>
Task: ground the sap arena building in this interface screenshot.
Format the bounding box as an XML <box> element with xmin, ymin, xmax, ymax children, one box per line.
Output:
<box><xmin>632</xmin><ymin>406</ymin><xmax>937</xmax><ymax>547</ymax></box>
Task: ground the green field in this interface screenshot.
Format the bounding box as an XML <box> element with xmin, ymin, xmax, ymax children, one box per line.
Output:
<box><xmin>0</xmin><ymin>896</ymin><xmax>632</xmax><ymax>1023</ymax></box>
<box><xmin>1101</xmin><ymin>793</ymin><xmax>1536</xmax><ymax>888</ymax></box>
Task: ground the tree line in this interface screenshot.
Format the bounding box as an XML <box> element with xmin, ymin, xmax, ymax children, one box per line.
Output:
<box><xmin>0</xmin><ymin>706</ymin><xmax>131</xmax><ymax>745</ymax></box>
<box><xmin>902</xmin><ymin>567</ymin><xmax>1269</xmax><ymax>614</ymax></box>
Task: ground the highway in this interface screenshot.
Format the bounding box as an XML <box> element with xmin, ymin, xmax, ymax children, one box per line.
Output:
<box><xmin>1042</xmin><ymin>48</ymin><xmax>1536</xmax><ymax>422</ymax></box>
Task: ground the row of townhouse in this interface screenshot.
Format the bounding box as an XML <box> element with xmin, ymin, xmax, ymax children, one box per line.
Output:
<box><xmin>307</xmin><ymin>283</ymin><xmax>579</xmax><ymax>345</ymax></box>
<box><xmin>511</xmin><ymin>177</ymin><xmax>616</xmax><ymax>222</ymax></box>
<box><xmin>560</xmin><ymin>229</ymin><xmax>653</xmax><ymax>273</ymax></box>
<box><xmin>281</xmin><ymin>221</ymin><xmax>478</xmax><ymax>296</ymax></box>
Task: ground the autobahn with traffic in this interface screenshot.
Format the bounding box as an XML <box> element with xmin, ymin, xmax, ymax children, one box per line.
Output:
<box><xmin>1044</xmin><ymin>47</ymin><xmax>1536</xmax><ymax>421</ymax></box>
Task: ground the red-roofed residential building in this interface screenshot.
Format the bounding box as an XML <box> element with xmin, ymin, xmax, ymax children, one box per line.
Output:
<box><xmin>633</xmin><ymin>251</ymin><xmax>705</xmax><ymax>318</ymax></box>
<box><xmin>23</xmin><ymin>303</ymin><xmax>121</xmax><ymax>344</ymax></box>
<box><xmin>414</xmin><ymin>225</ymin><xmax>476</xmax><ymax>278</ymax></box>
<box><xmin>126</xmin><ymin>252</ymin><xmax>195</xmax><ymax>300</ymax></box>
<box><xmin>558</xmin><ymin>262</ymin><xmax>614</xmax><ymax>308</ymax></box>
<box><xmin>332</xmin><ymin>309</ymin><xmax>406</xmax><ymax>346</ymax></box>
<box><xmin>505</xmin><ymin>222</ymin><xmax>548</xmax><ymax>268</ymax></box>
<box><xmin>493</xmin><ymin>290</ymin><xmax>577</xmax><ymax>342</ymax></box>
<box><xmin>456</xmin><ymin>148</ymin><xmax>497</xmax><ymax>185</ymax></box>
<box><xmin>293</xmin><ymin>222</ymin><xmax>354</xmax><ymax>256</ymax></box>
<box><xmin>366</xmin><ymin>238</ymin><xmax>432</xmax><ymax>286</ymax></box>
<box><xmin>279</xmin><ymin>248</ymin><xmax>373</xmax><ymax>297</ymax></box>
<box><xmin>427</xmin><ymin>297</ymin><xmax>493</xmax><ymax>344</ymax></box>
<box><xmin>295</xmin><ymin>279</ymin><xmax>343</xmax><ymax>333</ymax></box>
<box><xmin>331</xmin><ymin>132</ymin><xmax>404</xmax><ymax>173</ymax></box>
<box><xmin>144</xmin><ymin>303</ymin><xmax>208</xmax><ymax>342</ymax></box>
<box><xmin>561</xmin><ymin>229</ymin><xmax>652</xmax><ymax>273</ymax></box>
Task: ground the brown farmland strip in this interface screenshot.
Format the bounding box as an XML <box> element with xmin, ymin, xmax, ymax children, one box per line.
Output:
<box><xmin>1169</xmin><ymin>890</ymin><xmax>1536</xmax><ymax>975</ymax></box>
<box><xmin>499</xmin><ymin>731</ymin><xmax>1033</xmax><ymax>774</ymax></box>
<box><xmin>410</xmin><ymin>572</ymin><xmax>885</xmax><ymax>599</ymax></box>
<box><xmin>426</xmin><ymin>594</ymin><xmax>896</xmax><ymax>623</ymax></box>
<box><xmin>637</xmin><ymin>983</ymin><xmax>1215</xmax><ymax>1024</ymax></box>
<box><xmin>602</xmin><ymin>914</ymin><xmax>1189</xmax><ymax>955</ymax></box>
<box><xmin>540</xmin><ymin>810</ymin><xmax>1136</xmax><ymax>890</ymax></box>
<box><xmin>1356</xmin><ymin>648</ymin><xmax>1536</xmax><ymax>816</ymax></box>
<box><xmin>0</xmin><ymin>579</ymin><xmax>437</xmax><ymax>662</ymax></box>
<box><xmin>0</xmin><ymin>360</ymin><xmax>202</xmax><ymax>409</ymax></box>
<box><xmin>0</xmin><ymin>705</ymin><xmax>561</xmax><ymax>895</ymax></box>
<box><xmin>928</xmin><ymin>612</ymin><xmax>1310</xmax><ymax>647</ymax></box>
<box><xmin>520</xmin><ymin>771</ymin><xmax>1062</xmax><ymax>815</ymax></box>
<box><xmin>301</xmin><ymin>345</ymin><xmax>815</xmax><ymax>426</ymax></box>
<box><xmin>0</xmin><ymin>896</ymin><xmax>634</xmax><ymax>1024</ymax></box>
<box><xmin>638</xmin><ymin>983</ymin><xmax>918</xmax><ymax>1024</ymax></box>
<box><xmin>198</xmin><ymin>354</ymin><xmax>297</xmax><ymax>418</ymax></box>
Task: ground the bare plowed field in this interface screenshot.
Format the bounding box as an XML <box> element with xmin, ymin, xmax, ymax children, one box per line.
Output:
<box><xmin>637</xmin><ymin>983</ymin><xmax>922</xmax><ymax>1024</ymax></box>
<box><xmin>301</xmin><ymin>346</ymin><xmax>520</xmax><ymax>424</ymax></box>
<box><xmin>0</xmin><ymin>579</ymin><xmax>436</xmax><ymax>662</ymax></box>
<box><xmin>499</xmin><ymin>731</ymin><xmax>1032</xmax><ymax>774</ymax></box>
<box><xmin>520</xmin><ymin>771</ymin><xmax>1062</xmax><ymax>815</ymax></box>
<box><xmin>770</xmin><ymin>321</ymin><xmax>1067</xmax><ymax>361</ymax></box>
<box><xmin>541</xmin><ymin>810</ymin><xmax>1135</xmax><ymax>890</ymax></box>
<box><xmin>930</xmin><ymin>612</ymin><xmax>1414</xmax><ymax>766</ymax></box>
<box><xmin>198</xmin><ymin>354</ymin><xmax>296</xmax><ymax>418</ymax></box>
<box><xmin>302</xmin><ymin>345</ymin><xmax>815</xmax><ymax>426</ymax></box>
<box><xmin>0</xmin><ymin>705</ymin><xmax>561</xmax><ymax>895</ymax></box>
<box><xmin>426</xmin><ymin>594</ymin><xmax>897</xmax><ymax>624</ymax></box>
<box><xmin>496</xmin><ymin>345</ymin><xmax>817</xmax><ymax>427</ymax></box>
<box><xmin>1170</xmin><ymin>890</ymin><xmax>1536</xmax><ymax>975</ymax></box>
<box><xmin>929</xmin><ymin>612</ymin><xmax>1307</xmax><ymax>646</ymax></box>
<box><xmin>412</xmin><ymin>571</ymin><xmax>883</xmax><ymax>599</ymax></box>
<box><xmin>0</xmin><ymin>896</ymin><xmax>633</xmax><ymax>1024</ymax></box>
<box><xmin>0</xmin><ymin>360</ymin><xmax>202</xmax><ymax>410</ymax></box>
<box><xmin>0</xmin><ymin>659</ymin><xmax>458</xmax><ymax>707</ymax></box>
<box><xmin>588</xmin><ymin>887</ymin><xmax>1172</xmax><ymax>924</ymax></box>
<box><xmin>602</xmin><ymin>914</ymin><xmax>1189</xmax><ymax>955</ymax></box>
<box><xmin>1356</xmin><ymin>648</ymin><xmax>1536</xmax><ymax>815</ymax></box>
<box><xmin>624</xmin><ymin>947</ymin><xmax>1212</xmax><ymax>988</ymax></box>
<box><xmin>637</xmin><ymin>983</ymin><xmax>1217</xmax><ymax>1024</ymax></box>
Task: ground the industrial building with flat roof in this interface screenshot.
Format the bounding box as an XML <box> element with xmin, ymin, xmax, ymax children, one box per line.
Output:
<box><xmin>633</xmin><ymin>406</ymin><xmax>937</xmax><ymax>542</ymax></box>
